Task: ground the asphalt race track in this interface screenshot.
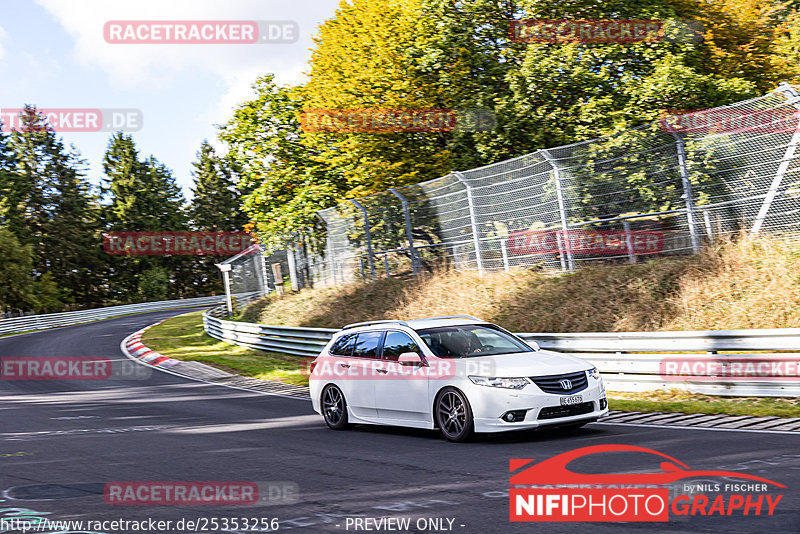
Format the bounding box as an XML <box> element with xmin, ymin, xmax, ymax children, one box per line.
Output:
<box><xmin>1</xmin><ymin>309</ymin><xmax>798</xmax><ymax>534</ymax></box>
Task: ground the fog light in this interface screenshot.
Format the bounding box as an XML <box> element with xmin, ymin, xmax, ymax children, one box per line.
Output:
<box><xmin>599</xmin><ymin>397</ymin><xmax>607</xmax><ymax>410</ymax></box>
<box><xmin>501</xmin><ymin>410</ymin><xmax>527</xmax><ymax>422</ymax></box>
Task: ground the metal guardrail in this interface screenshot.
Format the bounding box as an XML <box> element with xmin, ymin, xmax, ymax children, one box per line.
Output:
<box><xmin>202</xmin><ymin>306</ymin><xmax>800</xmax><ymax>397</ymax></box>
<box><xmin>0</xmin><ymin>293</ymin><xmax>259</xmax><ymax>336</ymax></box>
<box><xmin>203</xmin><ymin>309</ymin><xmax>337</xmax><ymax>358</ymax></box>
<box><xmin>519</xmin><ymin>329</ymin><xmax>800</xmax><ymax>353</ymax></box>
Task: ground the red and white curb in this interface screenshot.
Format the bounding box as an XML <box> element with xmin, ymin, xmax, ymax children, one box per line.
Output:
<box><xmin>123</xmin><ymin>321</ymin><xmax>182</xmax><ymax>369</ymax></box>
<box><xmin>120</xmin><ymin>320</ymin><xmax>311</xmax><ymax>401</ymax></box>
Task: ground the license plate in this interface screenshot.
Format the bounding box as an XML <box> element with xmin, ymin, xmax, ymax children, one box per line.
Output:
<box><xmin>560</xmin><ymin>395</ymin><xmax>583</xmax><ymax>406</ymax></box>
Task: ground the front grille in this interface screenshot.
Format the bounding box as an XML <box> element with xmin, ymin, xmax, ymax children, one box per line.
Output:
<box><xmin>530</xmin><ymin>371</ymin><xmax>588</xmax><ymax>394</ymax></box>
<box><xmin>538</xmin><ymin>401</ymin><xmax>594</xmax><ymax>420</ymax></box>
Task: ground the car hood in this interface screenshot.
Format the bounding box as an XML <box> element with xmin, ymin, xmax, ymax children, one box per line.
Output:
<box><xmin>451</xmin><ymin>350</ymin><xmax>591</xmax><ymax>377</ymax></box>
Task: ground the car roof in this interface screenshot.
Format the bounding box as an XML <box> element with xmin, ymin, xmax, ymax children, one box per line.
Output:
<box><xmin>341</xmin><ymin>315</ymin><xmax>490</xmax><ymax>332</ymax></box>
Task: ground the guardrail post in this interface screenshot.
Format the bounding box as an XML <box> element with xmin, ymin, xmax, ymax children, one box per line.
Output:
<box><xmin>452</xmin><ymin>171</ymin><xmax>484</xmax><ymax>275</ymax></box>
<box><xmin>501</xmin><ymin>238</ymin><xmax>510</xmax><ymax>272</ymax></box>
<box><xmin>541</xmin><ymin>150</ymin><xmax>575</xmax><ymax>272</ymax></box>
<box><xmin>750</xmin><ymin>82</ymin><xmax>800</xmax><ymax>236</ymax></box>
<box><xmin>671</xmin><ymin>132</ymin><xmax>701</xmax><ymax>254</ymax></box>
<box><xmin>350</xmin><ymin>199</ymin><xmax>375</xmax><ymax>280</ymax></box>
<box><xmin>389</xmin><ymin>188</ymin><xmax>422</xmax><ymax>275</ymax></box>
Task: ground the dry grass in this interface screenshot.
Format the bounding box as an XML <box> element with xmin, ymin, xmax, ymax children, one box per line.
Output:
<box><xmin>664</xmin><ymin>236</ymin><xmax>800</xmax><ymax>330</ymax></box>
<box><xmin>240</xmin><ymin>235</ymin><xmax>800</xmax><ymax>332</ymax></box>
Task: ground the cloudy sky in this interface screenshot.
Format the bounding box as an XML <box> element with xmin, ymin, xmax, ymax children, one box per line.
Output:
<box><xmin>0</xmin><ymin>0</ymin><xmax>341</xmax><ymax>195</ymax></box>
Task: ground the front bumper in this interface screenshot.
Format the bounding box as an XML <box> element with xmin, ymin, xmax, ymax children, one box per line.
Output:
<box><xmin>467</xmin><ymin>378</ymin><xmax>608</xmax><ymax>433</ymax></box>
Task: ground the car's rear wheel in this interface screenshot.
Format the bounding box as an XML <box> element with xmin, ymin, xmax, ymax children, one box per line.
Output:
<box><xmin>321</xmin><ymin>385</ymin><xmax>349</xmax><ymax>430</ymax></box>
<box><xmin>435</xmin><ymin>387</ymin><xmax>474</xmax><ymax>442</ymax></box>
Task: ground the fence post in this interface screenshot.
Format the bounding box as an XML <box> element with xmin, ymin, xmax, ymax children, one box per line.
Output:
<box><xmin>389</xmin><ymin>188</ymin><xmax>422</xmax><ymax>275</ymax></box>
<box><xmin>316</xmin><ymin>213</ymin><xmax>333</xmax><ymax>285</ymax></box>
<box><xmin>350</xmin><ymin>199</ymin><xmax>376</xmax><ymax>280</ymax></box>
<box><xmin>452</xmin><ymin>171</ymin><xmax>484</xmax><ymax>275</ymax></box>
<box><xmin>703</xmin><ymin>210</ymin><xmax>714</xmax><ymax>241</ymax></box>
<box><xmin>286</xmin><ymin>244</ymin><xmax>300</xmax><ymax>291</ymax></box>
<box><xmin>501</xmin><ymin>238</ymin><xmax>510</xmax><ymax>272</ymax></box>
<box><xmin>271</xmin><ymin>263</ymin><xmax>285</xmax><ymax>296</ymax></box>
<box><xmin>671</xmin><ymin>132</ymin><xmax>701</xmax><ymax>254</ymax></box>
<box><xmin>253</xmin><ymin>246</ymin><xmax>268</xmax><ymax>296</ymax></box>
<box><xmin>301</xmin><ymin>229</ymin><xmax>313</xmax><ymax>289</ymax></box>
<box><xmin>541</xmin><ymin>149</ymin><xmax>575</xmax><ymax>272</ymax></box>
<box><xmin>215</xmin><ymin>263</ymin><xmax>233</xmax><ymax>315</ymax></box>
<box><xmin>257</xmin><ymin>247</ymin><xmax>270</xmax><ymax>296</ymax></box>
<box><xmin>622</xmin><ymin>219</ymin><xmax>636</xmax><ymax>264</ymax></box>
<box><xmin>750</xmin><ymin>82</ymin><xmax>800</xmax><ymax>236</ymax></box>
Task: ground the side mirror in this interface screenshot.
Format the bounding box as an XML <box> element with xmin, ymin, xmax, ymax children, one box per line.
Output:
<box><xmin>526</xmin><ymin>341</ymin><xmax>540</xmax><ymax>351</ymax></box>
<box><xmin>398</xmin><ymin>352</ymin><xmax>423</xmax><ymax>366</ymax></box>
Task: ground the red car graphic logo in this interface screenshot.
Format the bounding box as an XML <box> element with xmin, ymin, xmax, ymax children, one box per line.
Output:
<box><xmin>510</xmin><ymin>444</ymin><xmax>786</xmax><ymax>487</ymax></box>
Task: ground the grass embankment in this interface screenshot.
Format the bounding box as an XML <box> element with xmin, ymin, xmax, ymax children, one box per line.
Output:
<box><xmin>141</xmin><ymin>310</ymin><xmax>307</xmax><ymax>386</ymax></box>
<box><xmin>239</xmin><ymin>236</ymin><xmax>800</xmax><ymax>332</ymax></box>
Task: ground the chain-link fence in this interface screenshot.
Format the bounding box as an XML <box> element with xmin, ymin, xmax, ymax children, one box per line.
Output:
<box><xmin>221</xmin><ymin>83</ymin><xmax>800</xmax><ymax>294</ymax></box>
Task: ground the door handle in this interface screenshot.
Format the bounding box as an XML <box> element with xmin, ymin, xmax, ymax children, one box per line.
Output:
<box><xmin>338</xmin><ymin>362</ymin><xmax>350</xmax><ymax>368</ymax></box>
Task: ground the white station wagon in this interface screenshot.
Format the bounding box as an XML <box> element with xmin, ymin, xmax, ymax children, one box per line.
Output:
<box><xmin>309</xmin><ymin>316</ymin><xmax>608</xmax><ymax>441</ymax></box>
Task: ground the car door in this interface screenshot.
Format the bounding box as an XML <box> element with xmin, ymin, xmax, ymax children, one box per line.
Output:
<box><xmin>345</xmin><ymin>331</ymin><xmax>384</xmax><ymax>420</ymax></box>
<box><xmin>373</xmin><ymin>330</ymin><xmax>431</xmax><ymax>425</ymax></box>
<box><xmin>325</xmin><ymin>332</ymin><xmax>360</xmax><ymax>413</ymax></box>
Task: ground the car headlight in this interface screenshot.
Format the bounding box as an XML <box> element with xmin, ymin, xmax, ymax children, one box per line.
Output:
<box><xmin>469</xmin><ymin>376</ymin><xmax>529</xmax><ymax>390</ymax></box>
<box><xmin>589</xmin><ymin>367</ymin><xmax>601</xmax><ymax>380</ymax></box>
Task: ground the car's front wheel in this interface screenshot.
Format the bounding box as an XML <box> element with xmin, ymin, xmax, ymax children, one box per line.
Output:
<box><xmin>321</xmin><ymin>384</ymin><xmax>349</xmax><ymax>430</ymax></box>
<box><xmin>435</xmin><ymin>387</ymin><xmax>474</xmax><ymax>442</ymax></box>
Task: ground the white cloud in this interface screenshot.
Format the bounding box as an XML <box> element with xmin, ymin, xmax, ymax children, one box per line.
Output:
<box><xmin>35</xmin><ymin>0</ymin><xmax>335</xmax><ymax>88</ymax></box>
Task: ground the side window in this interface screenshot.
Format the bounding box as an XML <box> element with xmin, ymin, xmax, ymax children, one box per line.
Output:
<box><xmin>351</xmin><ymin>331</ymin><xmax>384</xmax><ymax>359</ymax></box>
<box><xmin>382</xmin><ymin>331</ymin><xmax>421</xmax><ymax>361</ymax></box>
<box><xmin>329</xmin><ymin>333</ymin><xmax>356</xmax><ymax>356</ymax></box>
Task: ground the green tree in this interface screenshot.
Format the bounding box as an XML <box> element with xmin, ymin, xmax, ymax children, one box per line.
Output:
<box><xmin>0</xmin><ymin>226</ymin><xmax>39</xmax><ymax>312</ymax></box>
<box><xmin>103</xmin><ymin>134</ymin><xmax>187</xmax><ymax>232</ymax></box>
<box><xmin>220</xmin><ymin>75</ymin><xmax>342</xmax><ymax>250</ymax></box>
<box><xmin>225</xmin><ymin>0</ymin><xmax>800</xmax><ymax>242</ymax></box>
<box><xmin>5</xmin><ymin>106</ymin><xmax>103</xmax><ymax>306</ymax></box>
<box><xmin>102</xmin><ymin>133</ymin><xmax>191</xmax><ymax>300</ymax></box>
<box><xmin>189</xmin><ymin>140</ymin><xmax>248</xmax><ymax>293</ymax></box>
<box><xmin>137</xmin><ymin>266</ymin><xmax>170</xmax><ymax>301</ymax></box>
<box><xmin>190</xmin><ymin>140</ymin><xmax>246</xmax><ymax>231</ymax></box>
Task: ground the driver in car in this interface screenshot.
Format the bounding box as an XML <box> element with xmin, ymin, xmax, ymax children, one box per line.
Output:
<box><xmin>445</xmin><ymin>330</ymin><xmax>484</xmax><ymax>357</ymax></box>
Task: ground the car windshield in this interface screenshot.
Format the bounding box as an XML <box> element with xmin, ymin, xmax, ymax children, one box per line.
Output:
<box><xmin>416</xmin><ymin>324</ymin><xmax>534</xmax><ymax>358</ymax></box>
